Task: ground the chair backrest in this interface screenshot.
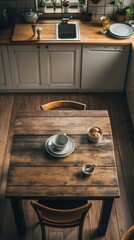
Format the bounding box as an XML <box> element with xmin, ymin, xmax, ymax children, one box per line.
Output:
<box><xmin>31</xmin><ymin>200</ymin><xmax>92</xmax><ymax>240</ymax></box>
<box><xmin>40</xmin><ymin>100</ymin><xmax>86</xmax><ymax>111</ymax></box>
<box><xmin>121</xmin><ymin>225</ymin><xmax>134</xmax><ymax>240</ymax></box>
<box><xmin>31</xmin><ymin>200</ymin><xmax>92</xmax><ymax>227</ymax></box>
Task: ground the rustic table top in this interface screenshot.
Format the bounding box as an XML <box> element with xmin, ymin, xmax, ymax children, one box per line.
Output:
<box><xmin>6</xmin><ymin>110</ymin><xmax>120</xmax><ymax>199</ymax></box>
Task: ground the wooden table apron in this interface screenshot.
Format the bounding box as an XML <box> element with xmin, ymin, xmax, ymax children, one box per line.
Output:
<box><xmin>5</xmin><ymin>110</ymin><xmax>120</xmax><ymax>236</ymax></box>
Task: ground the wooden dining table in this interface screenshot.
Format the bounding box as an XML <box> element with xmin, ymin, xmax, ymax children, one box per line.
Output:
<box><xmin>5</xmin><ymin>110</ymin><xmax>120</xmax><ymax>237</ymax></box>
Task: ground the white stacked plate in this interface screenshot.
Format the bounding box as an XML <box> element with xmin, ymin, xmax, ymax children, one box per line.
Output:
<box><xmin>45</xmin><ymin>135</ymin><xmax>75</xmax><ymax>157</ymax></box>
<box><xmin>128</xmin><ymin>20</ymin><xmax>134</xmax><ymax>31</ymax></box>
<box><xmin>109</xmin><ymin>23</ymin><xmax>133</xmax><ymax>39</ymax></box>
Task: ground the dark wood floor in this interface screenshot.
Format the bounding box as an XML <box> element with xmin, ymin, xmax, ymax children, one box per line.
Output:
<box><xmin>0</xmin><ymin>92</ymin><xmax>134</xmax><ymax>240</ymax></box>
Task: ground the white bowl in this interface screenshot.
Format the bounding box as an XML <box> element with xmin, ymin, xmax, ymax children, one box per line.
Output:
<box><xmin>52</xmin><ymin>133</ymin><xmax>69</xmax><ymax>151</ymax></box>
<box><xmin>87</xmin><ymin>126</ymin><xmax>103</xmax><ymax>143</ymax></box>
<box><xmin>128</xmin><ymin>20</ymin><xmax>134</xmax><ymax>30</ymax></box>
<box><xmin>128</xmin><ymin>20</ymin><xmax>134</xmax><ymax>25</ymax></box>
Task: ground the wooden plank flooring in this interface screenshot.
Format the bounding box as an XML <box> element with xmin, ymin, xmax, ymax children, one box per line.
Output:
<box><xmin>0</xmin><ymin>93</ymin><xmax>14</xmax><ymax>230</ymax></box>
<box><xmin>0</xmin><ymin>92</ymin><xmax>134</xmax><ymax>240</ymax></box>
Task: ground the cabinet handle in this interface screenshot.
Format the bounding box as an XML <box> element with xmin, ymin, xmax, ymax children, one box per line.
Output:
<box><xmin>46</xmin><ymin>45</ymin><xmax>49</xmax><ymax>49</ymax></box>
<box><xmin>37</xmin><ymin>45</ymin><xmax>40</xmax><ymax>49</ymax></box>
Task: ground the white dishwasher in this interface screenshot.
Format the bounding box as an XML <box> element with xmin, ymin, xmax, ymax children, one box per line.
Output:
<box><xmin>81</xmin><ymin>45</ymin><xmax>130</xmax><ymax>91</ymax></box>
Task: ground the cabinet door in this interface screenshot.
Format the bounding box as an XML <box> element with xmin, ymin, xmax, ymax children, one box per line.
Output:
<box><xmin>81</xmin><ymin>45</ymin><xmax>130</xmax><ymax>91</ymax></box>
<box><xmin>8</xmin><ymin>45</ymin><xmax>48</xmax><ymax>89</ymax></box>
<box><xmin>43</xmin><ymin>45</ymin><xmax>81</xmax><ymax>89</ymax></box>
<box><xmin>0</xmin><ymin>46</ymin><xmax>12</xmax><ymax>90</ymax></box>
<box><xmin>125</xmin><ymin>47</ymin><xmax>134</xmax><ymax>128</ymax></box>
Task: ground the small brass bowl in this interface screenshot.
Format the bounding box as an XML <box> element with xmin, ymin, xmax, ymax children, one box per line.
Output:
<box><xmin>82</xmin><ymin>164</ymin><xmax>96</xmax><ymax>175</ymax></box>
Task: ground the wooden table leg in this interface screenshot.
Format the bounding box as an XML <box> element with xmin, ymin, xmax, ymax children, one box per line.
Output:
<box><xmin>97</xmin><ymin>198</ymin><xmax>114</xmax><ymax>236</ymax></box>
<box><xmin>10</xmin><ymin>198</ymin><xmax>26</xmax><ymax>235</ymax></box>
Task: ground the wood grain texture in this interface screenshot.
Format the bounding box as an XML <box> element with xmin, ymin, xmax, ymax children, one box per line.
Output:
<box><xmin>0</xmin><ymin>94</ymin><xmax>14</xmax><ymax>176</ymax></box>
<box><xmin>0</xmin><ymin>94</ymin><xmax>14</xmax><ymax>232</ymax></box>
<box><xmin>10</xmin><ymin>20</ymin><xmax>134</xmax><ymax>45</ymax></box>
<box><xmin>12</xmin><ymin>23</ymin><xmax>57</xmax><ymax>41</ymax></box>
<box><xmin>6</xmin><ymin>110</ymin><xmax>119</xmax><ymax>200</ymax></box>
<box><xmin>0</xmin><ymin>93</ymin><xmax>133</xmax><ymax>240</ymax></box>
<box><xmin>99</xmin><ymin>93</ymin><xmax>134</xmax><ymax>238</ymax></box>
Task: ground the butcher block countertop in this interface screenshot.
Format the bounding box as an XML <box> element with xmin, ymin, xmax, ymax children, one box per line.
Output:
<box><xmin>0</xmin><ymin>18</ymin><xmax>134</xmax><ymax>46</ymax></box>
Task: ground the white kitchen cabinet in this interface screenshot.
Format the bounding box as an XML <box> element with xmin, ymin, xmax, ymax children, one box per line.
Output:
<box><xmin>0</xmin><ymin>46</ymin><xmax>12</xmax><ymax>90</ymax></box>
<box><xmin>81</xmin><ymin>45</ymin><xmax>130</xmax><ymax>92</ymax></box>
<box><xmin>8</xmin><ymin>45</ymin><xmax>48</xmax><ymax>89</ymax></box>
<box><xmin>125</xmin><ymin>46</ymin><xmax>134</xmax><ymax>128</ymax></box>
<box><xmin>8</xmin><ymin>45</ymin><xmax>81</xmax><ymax>90</ymax></box>
<box><xmin>43</xmin><ymin>45</ymin><xmax>81</xmax><ymax>89</ymax></box>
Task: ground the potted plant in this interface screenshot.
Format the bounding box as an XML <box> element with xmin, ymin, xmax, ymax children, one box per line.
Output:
<box><xmin>61</xmin><ymin>0</ymin><xmax>70</xmax><ymax>13</ymax></box>
<box><xmin>38</xmin><ymin>0</ymin><xmax>46</xmax><ymax>13</ymax></box>
<box><xmin>78</xmin><ymin>0</ymin><xmax>86</xmax><ymax>13</ymax></box>
<box><xmin>109</xmin><ymin>0</ymin><xmax>134</xmax><ymax>22</ymax></box>
<box><xmin>51</xmin><ymin>0</ymin><xmax>57</xmax><ymax>12</ymax></box>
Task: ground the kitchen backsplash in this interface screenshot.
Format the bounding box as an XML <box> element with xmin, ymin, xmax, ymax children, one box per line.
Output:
<box><xmin>0</xmin><ymin>0</ymin><xmax>133</xmax><ymax>17</ymax></box>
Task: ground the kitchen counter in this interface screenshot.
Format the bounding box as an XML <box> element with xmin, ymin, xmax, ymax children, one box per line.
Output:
<box><xmin>0</xmin><ymin>18</ymin><xmax>134</xmax><ymax>128</ymax></box>
<box><xmin>0</xmin><ymin>19</ymin><xmax>134</xmax><ymax>46</ymax></box>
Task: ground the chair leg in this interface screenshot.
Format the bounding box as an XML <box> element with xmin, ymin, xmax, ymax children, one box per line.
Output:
<box><xmin>40</xmin><ymin>223</ymin><xmax>46</xmax><ymax>240</ymax></box>
<box><xmin>78</xmin><ymin>226</ymin><xmax>83</xmax><ymax>240</ymax></box>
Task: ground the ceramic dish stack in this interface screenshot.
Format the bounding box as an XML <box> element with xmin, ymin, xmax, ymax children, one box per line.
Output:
<box><xmin>128</xmin><ymin>20</ymin><xmax>134</xmax><ymax>31</ymax></box>
<box><xmin>45</xmin><ymin>134</ymin><xmax>75</xmax><ymax>157</ymax></box>
<box><xmin>109</xmin><ymin>23</ymin><xmax>133</xmax><ymax>39</ymax></box>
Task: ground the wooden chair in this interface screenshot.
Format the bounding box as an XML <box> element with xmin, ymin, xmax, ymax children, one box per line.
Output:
<box><xmin>40</xmin><ymin>100</ymin><xmax>86</xmax><ymax>111</ymax></box>
<box><xmin>31</xmin><ymin>200</ymin><xmax>92</xmax><ymax>240</ymax></box>
<box><xmin>121</xmin><ymin>225</ymin><xmax>134</xmax><ymax>240</ymax></box>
